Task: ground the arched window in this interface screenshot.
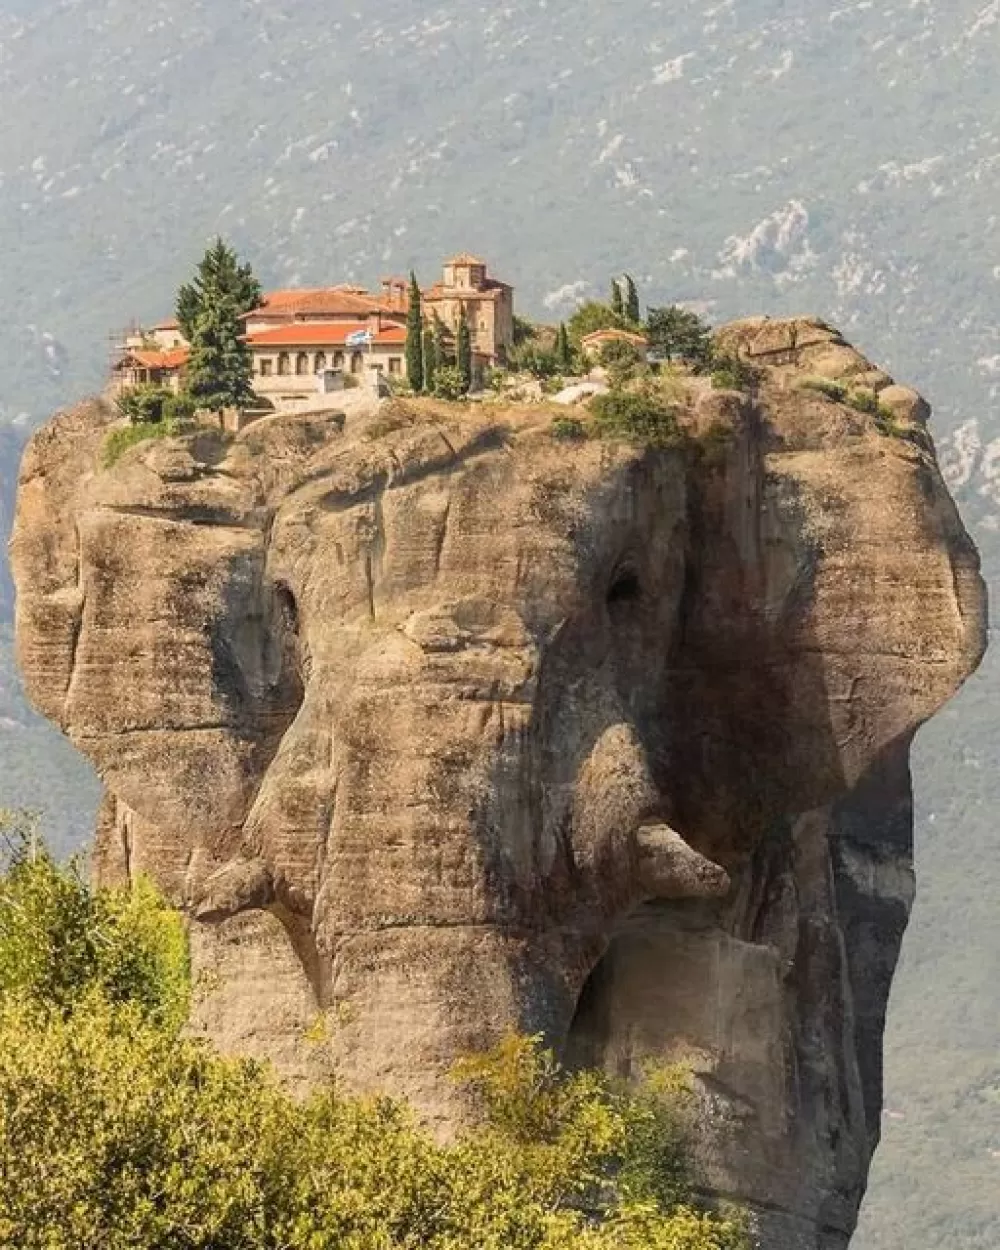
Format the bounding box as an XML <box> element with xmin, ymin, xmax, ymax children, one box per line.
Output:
<box><xmin>277</xmin><ymin>353</ymin><xmax>290</xmax><ymax>376</ymax></box>
<box><xmin>295</xmin><ymin>352</ymin><xmax>310</xmax><ymax>376</ymax></box>
<box><xmin>314</xmin><ymin>352</ymin><xmax>327</xmax><ymax>373</ymax></box>
<box><xmin>351</xmin><ymin>352</ymin><xmax>364</xmax><ymax>374</ymax></box>
<box><xmin>333</xmin><ymin>351</ymin><xmax>344</xmax><ymax>368</ymax></box>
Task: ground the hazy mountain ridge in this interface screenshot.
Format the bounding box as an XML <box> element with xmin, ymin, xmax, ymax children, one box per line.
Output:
<box><xmin>0</xmin><ymin>2</ymin><xmax>997</xmax><ymax>1245</ymax></box>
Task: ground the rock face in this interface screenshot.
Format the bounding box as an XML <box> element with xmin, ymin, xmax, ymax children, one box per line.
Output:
<box><xmin>11</xmin><ymin>319</ymin><xmax>987</xmax><ymax>1248</ymax></box>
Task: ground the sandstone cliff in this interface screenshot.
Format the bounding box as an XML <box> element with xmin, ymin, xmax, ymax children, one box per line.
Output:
<box><xmin>10</xmin><ymin>319</ymin><xmax>986</xmax><ymax>1249</ymax></box>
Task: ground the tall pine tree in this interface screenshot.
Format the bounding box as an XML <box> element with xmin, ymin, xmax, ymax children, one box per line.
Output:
<box><xmin>456</xmin><ymin>312</ymin><xmax>473</xmax><ymax>394</ymax></box>
<box><xmin>406</xmin><ymin>272</ymin><xmax>424</xmax><ymax>393</ymax></box>
<box><xmin>185</xmin><ymin>297</ymin><xmax>255</xmax><ymax>412</ymax></box>
<box><xmin>623</xmin><ymin>274</ymin><xmax>640</xmax><ymax>325</ymax></box>
<box><xmin>177</xmin><ymin>240</ymin><xmax>259</xmax><ymax>412</ymax></box>
<box><xmin>610</xmin><ymin>279</ymin><xmax>625</xmax><ymax>319</ymax></box>
<box><xmin>176</xmin><ymin>238</ymin><xmax>261</xmax><ymax>342</ymax></box>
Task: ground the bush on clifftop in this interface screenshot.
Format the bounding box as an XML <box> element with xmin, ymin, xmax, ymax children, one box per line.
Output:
<box><xmin>0</xmin><ymin>813</ymin><xmax>749</xmax><ymax>1250</ymax></box>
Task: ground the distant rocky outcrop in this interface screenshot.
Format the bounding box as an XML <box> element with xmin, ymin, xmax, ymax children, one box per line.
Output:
<box><xmin>10</xmin><ymin>319</ymin><xmax>986</xmax><ymax>1250</ymax></box>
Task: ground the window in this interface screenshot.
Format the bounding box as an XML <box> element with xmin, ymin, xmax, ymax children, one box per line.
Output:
<box><xmin>277</xmin><ymin>353</ymin><xmax>290</xmax><ymax>376</ymax></box>
<box><xmin>388</xmin><ymin>357</ymin><xmax>402</xmax><ymax>375</ymax></box>
<box><xmin>351</xmin><ymin>352</ymin><xmax>363</xmax><ymax>374</ymax></box>
<box><xmin>295</xmin><ymin>352</ymin><xmax>310</xmax><ymax>376</ymax></box>
<box><xmin>314</xmin><ymin>352</ymin><xmax>327</xmax><ymax>373</ymax></box>
<box><xmin>259</xmin><ymin>358</ymin><xmax>273</xmax><ymax>377</ymax></box>
<box><xmin>333</xmin><ymin>351</ymin><xmax>344</xmax><ymax>368</ymax></box>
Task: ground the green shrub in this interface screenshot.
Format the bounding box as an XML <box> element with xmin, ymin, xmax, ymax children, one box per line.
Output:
<box><xmin>873</xmin><ymin>411</ymin><xmax>914</xmax><ymax>440</ymax></box>
<box><xmin>115</xmin><ymin>383</ymin><xmax>174</xmax><ymax>425</ymax></box>
<box><xmin>510</xmin><ymin>342</ymin><xmax>560</xmax><ymax>379</ymax></box>
<box><xmin>797</xmin><ymin>376</ymin><xmax>847</xmax><ymax>402</ymax></box>
<box><xmin>101</xmin><ymin>417</ymin><xmax>188</xmax><ymax>469</ymax></box>
<box><xmin>551</xmin><ymin>415</ymin><xmax>587</xmax><ymax>441</ymax></box>
<box><xmin>432</xmin><ymin>365</ymin><xmax>468</xmax><ymax>401</ymax></box>
<box><xmin>0</xmin><ymin>811</ymin><xmax>189</xmax><ymax>1029</ymax></box>
<box><xmin>161</xmin><ymin>390</ymin><xmax>198</xmax><ymax>422</ymax></box>
<box><xmin>599</xmin><ymin>338</ymin><xmax>645</xmax><ymax>369</ymax></box>
<box><xmin>589</xmin><ymin>385</ymin><xmax>682</xmax><ymax>448</ymax></box>
<box><xmin>709</xmin><ymin>355</ymin><xmax>759</xmax><ymax>391</ymax></box>
<box><xmin>846</xmin><ymin>388</ymin><xmax>882</xmax><ymax>415</ymax></box>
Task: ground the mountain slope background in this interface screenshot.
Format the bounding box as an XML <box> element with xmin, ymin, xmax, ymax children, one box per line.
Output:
<box><xmin>0</xmin><ymin>1</ymin><xmax>996</xmax><ymax>1244</ymax></box>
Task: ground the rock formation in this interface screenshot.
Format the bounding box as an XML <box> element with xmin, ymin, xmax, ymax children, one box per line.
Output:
<box><xmin>10</xmin><ymin>319</ymin><xmax>987</xmax><ymax>1249</ymax></box>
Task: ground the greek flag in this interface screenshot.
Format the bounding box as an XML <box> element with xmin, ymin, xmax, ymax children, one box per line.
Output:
<box><xmin>345</xmin><ymin>329</ymin><xmax>373</xmax><ymax>348</ymax></box>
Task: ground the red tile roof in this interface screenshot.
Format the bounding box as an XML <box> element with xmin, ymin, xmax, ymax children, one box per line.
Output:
<box><xmin>116</xmin><ymin>347</ymin><xmax>189</xmax><ymax>370</ymax></box>
<box><xmin>151</xmin><ymin>318</ymin><xmax>180</xmax><ymax>331</ymax></box>
<box><xmin>243</xmin><ymin>287</ymin><xmax>400</xmax><ymax>320</ymax></box>
<box><xmin>245</xmin><ymin>321</ymin><xmax>407</xmax><ymax>348</ymax></box>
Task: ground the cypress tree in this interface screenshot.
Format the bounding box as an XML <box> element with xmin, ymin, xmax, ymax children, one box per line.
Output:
<box><xmin>457</xmin><ymin>313</ymin><xmax>473</xmax><ymax>394</ymax></box>
<box><xmin>406</xmin><ymin>272</ymin><xmax>424</xmax><ymax>393</ymax></box>
<box><xmin>610</xmin><ymin>279</ymin><xmax>625</xmax><ymax>320</ymax></box>
<box><xmin>623</xmin><ymin>274</ymin><xmax>640</xmax><ymax>324</ymax></box>
<box><xmin>556</xmin><ymin>322</ymin><xmax>573</xmax><ymax>372</ymax></box>
<box><xmin>176</xmin><ymin>238</ymin><xmax>261</xmax><ymax>342</ymax></box>
<box><xmin>434</xmin><ymin>313</ymin><xmax>450</xmax><ymax>365</ymax></box>
<box><xmin>422</xmin><ymin>324</ymin><xmax>437</xmax><ymax>393</ymax></box>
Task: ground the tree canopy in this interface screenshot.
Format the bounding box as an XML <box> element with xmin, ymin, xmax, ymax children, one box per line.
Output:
<box><xmin>646</xmin><ymin>305</ymin><xmax>714</xmax><ymax>368</ymax></box>
<box><xmin>177</xmin><ymin>239</ymin><xmax>260</xmax><ymax>411</ymax></box>
<box><xmin>567</xmin><ymin>300</ymin><xmax>628</xmax><ymax>345</ymax></box>
<box><xmin>176</xmin><ymin>237</ymin><xmax>261</xmax><ymax>342</ymax></box>
<box><xmin>0</xmin><ymin>812</ymin><xmax>749</xmax><ymax>1250</ymax></box>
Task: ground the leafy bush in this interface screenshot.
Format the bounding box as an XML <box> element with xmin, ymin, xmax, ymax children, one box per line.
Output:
<box><xmin>797</xmin><ymin>376</ymin><xmax>848</xmax><ymax>402</ymax></box>
<box><xmin>510</xmin><ymin>342</ymin><xmax>561</xmax><ymax>379</ymax></box>
<box><xmin>846</xmin><ymin>388</ymin><xmax>884</xmax><ymax>415</ymax></box>
<box><xmin>115</xmin><ymin>383</ymin><xmax>174</xmax><ymax>425</ymax></box>
<box><xmin>599</xmin><ymin>338</ymin><xmax>645</xmax><ymax>369</ymax></box>
<box><xmin>589</xmin><ymin>384</ymin><xmax>682</xmax><ymax>447</ymax></box>
<box><xmin>0</xmin><ymin>811</ymin><xmax>189</xmax><ymax>1029</ymax></box>
<box><xmin>551</xmin><ymin>415</ymin><xmax>587</xmax><ymax>441</ymax></box>
<box><xmin>101</xmin><ymin>417</ymin><xmax>188</xmax><ymax>469</ymax></box>
<box><xmin>709</xmin><ymin>355</ymin><xmax>759</xmax><ymax>391</ymax></box>
<box><xmin>0</xmin><ymin>817</ymin><xmax>749</xmax><ymax>1250</ymax></box>
<box><xmin>432</xmin><ymin>364</ymin><xmax>468</xmax><ymax>400</ymax></box>
<box><xmin>162</xmin><ymin>390</ymin><xmax>198</xmax><ymax>422</ymax></box>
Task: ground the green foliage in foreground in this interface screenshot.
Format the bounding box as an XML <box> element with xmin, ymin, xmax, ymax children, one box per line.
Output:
<box><xmin>0</xmin><ymin>810</ymin><xmax>189</xmax><ymax>1030</ymax></box>
<box><xmin>101</xmin><ymin>416</ymin><xmax>190</xmax><ymax>469</ymax></box>
<box><xmin>0</xmin><ymin>813</ymin><xmax>749</xmax><ymax>1250</ymax></box>
<box><xmin>432</xmin><ymin>364</ymin><xmax>468</xmax><ymax>401</ymax></box>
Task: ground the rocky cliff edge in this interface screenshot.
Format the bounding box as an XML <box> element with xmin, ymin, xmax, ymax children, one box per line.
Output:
<box><xmin>10</xmin><ymin>318</ymin><xmax>987</xmax><ymax>1250</ymax></box>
